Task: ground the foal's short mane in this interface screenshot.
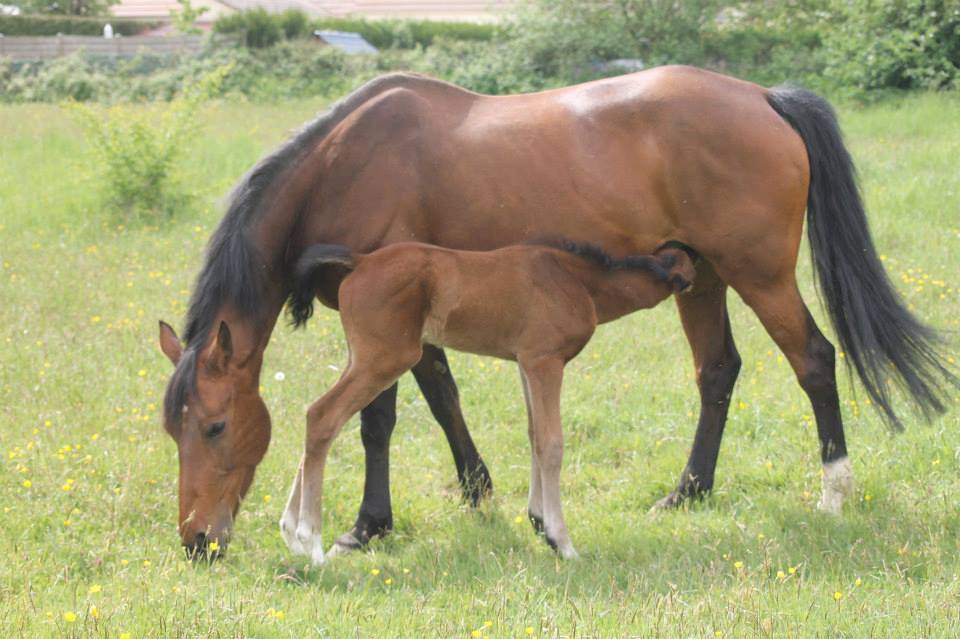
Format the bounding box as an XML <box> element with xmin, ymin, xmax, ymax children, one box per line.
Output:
<box><xmin>531</xmin><ymin>237</ymin><xmax>674</xmax><ymax>281</ymax></box>
<box><xmin>165</xmin><ymin>73</ymin><xmax>429</xmax><ymax>428</ymax></box>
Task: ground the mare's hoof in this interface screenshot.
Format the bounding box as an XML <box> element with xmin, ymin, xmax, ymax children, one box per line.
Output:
<box><xmin>649</xmin><ymin>491</ymin><xmax>684</xmax><ymax>512</ymax></box>
<box><xmin>327</xmin><ymin>532</ymin><xmax>364</xmax><ymax>558</ymax></box>
<box><xmin>461</xmin><ymin>465</ymin><xmax>493</xmax><ymax>507</ymax></box>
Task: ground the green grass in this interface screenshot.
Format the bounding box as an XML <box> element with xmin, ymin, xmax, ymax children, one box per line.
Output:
<box><xmin>1</xmin><ymin>93</ymin><xmax>959</xmax><ymax>638</ymax></box>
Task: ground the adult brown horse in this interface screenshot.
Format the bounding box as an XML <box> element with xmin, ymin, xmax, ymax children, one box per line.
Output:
<box><xmin>158</xmin><ymin>65</ymin><xmax>955</xmax><ymax>558</ymax></box>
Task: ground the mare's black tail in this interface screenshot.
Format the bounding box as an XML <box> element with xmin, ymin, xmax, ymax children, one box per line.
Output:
<box><xmin>767</xmin><ymin>86</ymin><xmax>957</xmax><ymax>427</ymax></box>
<box><xmin>288</xmin><ymin>244</ymin><xmax>355</xmax><ymax>328</ymax></box>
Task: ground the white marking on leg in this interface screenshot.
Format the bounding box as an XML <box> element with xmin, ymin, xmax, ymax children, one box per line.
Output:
<box><xmin>280</xmin><ymin>461</ymin><xmax>306</xmax><ymax>555</ymax></box>
<box><xmin>817</xmin><ymin>456</ymin><xmax>854</xmax><ymax>515</ymax></box>
<box><xmin>295</xmin><ymin>523</ymin><xmax>326</xmax><ymax>566</ymax></box>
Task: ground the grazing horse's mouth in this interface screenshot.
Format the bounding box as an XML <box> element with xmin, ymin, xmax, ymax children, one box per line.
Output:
<box><xmin>183</xmin><ymin>532</ymin><xmax>228</xmax><ymax>562</ymax></box>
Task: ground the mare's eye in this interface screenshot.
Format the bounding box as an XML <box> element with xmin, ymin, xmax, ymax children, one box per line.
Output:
<box><xmin>205</xmin><ymin>421</ymin><xmax>226</xmax><ymax>439</ymax></box>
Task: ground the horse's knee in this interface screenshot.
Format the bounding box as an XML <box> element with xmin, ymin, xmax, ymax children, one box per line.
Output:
<box><xmin>698</xmin><ymin>351</ymin><xmax>742</xmax><ymax>404</ymax></box>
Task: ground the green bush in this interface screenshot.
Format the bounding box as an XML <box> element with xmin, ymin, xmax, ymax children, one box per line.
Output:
<box><xmin>67</xmin><ymin>66</ymin><xmax>229</xmax><ymax>222</ymax></box>
<box><xmin>277</xmin><ymin>9</ymin><xmax>309</xmax><ymax>40</ymax></box>
<box><xmin>820</xmin><ymin>0</ymin><xmax>960</xmax><ymax>91</ymax></box>
<box><xmin>0</xmin><ymin>15</ymin><xmax>158</xmax><ymax>36</ymax></box>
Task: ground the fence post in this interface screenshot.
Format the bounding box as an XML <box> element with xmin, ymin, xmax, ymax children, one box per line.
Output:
<box><xmin>57</xmin><ymin>32</ymin><xmax>64</xmax><ymax>56</ymax></box>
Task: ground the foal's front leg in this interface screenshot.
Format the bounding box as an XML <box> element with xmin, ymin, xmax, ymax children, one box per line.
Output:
<box><xmin>295</xmin><ymin>369</ymin><xmax>390</xmax><ymax>566</ymax></box>
<box><xmin>280</xmin><ymin>458</ymin><xmax>306</xmax><ymax>555</ymax></box>
<box><xmin>520</xmin><ymin>355</ymin><xmax>577</xmax><ymax>559</ymax></box>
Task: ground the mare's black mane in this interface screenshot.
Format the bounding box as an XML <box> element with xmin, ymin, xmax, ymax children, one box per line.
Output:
<box><xmin>164</xmin><ymin>73</ymin><xmax>425</xmax><ymax>428</ymax></box>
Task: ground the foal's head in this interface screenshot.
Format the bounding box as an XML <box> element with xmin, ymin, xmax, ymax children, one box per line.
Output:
<box><xmin>158</xmin><ymin>320</ymin><xmax>271</xmax><ymax>558</ymax></box>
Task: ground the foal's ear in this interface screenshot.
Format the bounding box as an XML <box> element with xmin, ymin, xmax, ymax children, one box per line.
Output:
<box><xmin>658</xmin><ymin>249</ymin><xmax>695</xmax><ymax>292</ymax></box>
<box><xmin>159</xmin><ymin>320</ymin><xmax>183</xmax><ymax>366</ymax></box>
<box><xmin>207</xmin><ymin>320</ymin><xmax>234</xmax><ymax>373</ymax></box>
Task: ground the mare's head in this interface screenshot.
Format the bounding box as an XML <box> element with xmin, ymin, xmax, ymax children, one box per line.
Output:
<box><xmin>158</xmin><ymin>320</ymin><xmax>271</xmax><ymax>558</ymax></box>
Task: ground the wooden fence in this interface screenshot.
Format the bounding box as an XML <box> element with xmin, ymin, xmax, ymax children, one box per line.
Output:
<box><xmin>0</xmin><ymin>35</ymin><xmax>207</xmax><ymax>61</ymax></box>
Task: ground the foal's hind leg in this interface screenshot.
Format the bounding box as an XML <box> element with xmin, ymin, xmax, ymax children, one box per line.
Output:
<box><xmin>652</xmin><ymin>262</ymin><xmax>742</xmax><ymax>510</ymax></box>
<box><xmin>735</xmin><ymin>277</ymin><xmax>853</xmax><ymax>513</ymax></box>
<box><xmin>520</xmin><ymin>355</ymin><xmax>577</xmax><ymax>559</ymax></box>
<box><xmin>412</xmin><ymin>345</ymin><xmax>493</xmax><ymax>505</ymax></box>
<box><xmin>520</xmin><ymin>370</ymin><xmax>544</xmax><ymax>534</ymax></box>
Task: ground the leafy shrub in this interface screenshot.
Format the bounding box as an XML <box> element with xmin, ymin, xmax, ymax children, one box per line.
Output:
<box><xmin>216</xmin><ymin>8</ymin><xmax>283</xmax><ymax>48</ymax></box>
<box><xmin>0</xmin><ymin>15</ymin><xmax>157</xmax><ymax>36</ymax></box>
<box><xmin>67</xmin><ymin>66</ymin><xmax>229</xmax><ymax>223</ymax></box>
<box><xmin>820</xmin><ymin>0</ymin><xmax>960</xmax><ymax>91</ymax></box>
<box><xmin>277</xmin><ymin>9</ymin><xmax>309</xmax><ymax>40</ymax></box>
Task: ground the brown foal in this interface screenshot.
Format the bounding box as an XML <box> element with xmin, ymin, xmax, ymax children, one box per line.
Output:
<box><xmin>280</xmin><ymin>240</ymin><xmax>694</xmax><ymax>563</ymax></box>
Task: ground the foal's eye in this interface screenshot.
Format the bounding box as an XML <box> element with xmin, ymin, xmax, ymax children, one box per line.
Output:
<box><xmin>205</xmin><ymin>421</ymin><xmax>226</xmax><ymax>439</ymax></box>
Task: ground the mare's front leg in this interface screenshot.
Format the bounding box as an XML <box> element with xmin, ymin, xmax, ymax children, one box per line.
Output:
<box><xmin>520</xmin><ymin>355</ymin><xmax>577</xmax><ymax>559</ymax></box>
<box><xmin>652</xmin><ymin>261</ymin><xmax>742</xmax><ymax>510</ymax></box>
<box><xmin>411</xmin><ymin>344</ymin><xmax>493</xmax><ymax>505</ymax></box>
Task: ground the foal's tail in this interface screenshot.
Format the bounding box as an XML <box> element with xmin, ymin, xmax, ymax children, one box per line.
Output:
<box><xmin>288</xmin><ymin>244</ymin><xmax>356</xmax><ymax>328</ymax></box>
<box><xmin>767</xmin><ymin>86</ymin><xmax>957</xmax><ymax>428</ymax></box>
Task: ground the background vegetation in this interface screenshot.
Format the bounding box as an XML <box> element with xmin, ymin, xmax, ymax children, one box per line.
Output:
<box><xmin>4</xmin><ymin>0</ymin><xmax>960</xmax><ymax>102</ymax></box>
<box><xmin>1</xmin><ymin>90</ymin><xmax>959</xmax><ymax>639</ymax></box>
<box><xmin>1</xmin><ymin>0</ymin><xmax>959</xmax><ymax>636</ymax></box>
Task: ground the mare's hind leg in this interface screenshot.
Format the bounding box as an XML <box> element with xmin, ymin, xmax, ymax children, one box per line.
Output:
<box><xmin>653</xmin><ymin>261</ymin><xmax>742</xmax><ymax>510</ymax></box>
<box><xmin>520</xmin><ymin>355</ymin><xmax>577</xmax><ymax>559</ymax></box>
<box><xmin>411</xmin><ymin>345</ymin><xmax>493</xmax><ymax>505</ymax></box>
<box><xmin>327</xmin><ymin>383</ymin><xmax>399</xmax><ymax>556</ymax></box>
<box><xmin>736</xmin><ymin>277</ymin><xmax>853</xmax><ymax>514</ymax></box>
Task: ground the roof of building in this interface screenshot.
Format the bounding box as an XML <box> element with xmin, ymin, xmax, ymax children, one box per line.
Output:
<box><xmin>110</xmin><ymin>0</ymin><xmax>516</xmax><ymax>23</ymax></box>
<box><xmin>314</xmin><ymin>29</ymin><xmax>377</xmax><ymax>54</ymax></box>
<box><xmin>110</xmin><ymin>0</ymin><xmax>232</xmax><ymax>22</ymax></box>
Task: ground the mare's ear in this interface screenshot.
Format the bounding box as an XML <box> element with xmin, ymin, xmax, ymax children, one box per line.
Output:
<box><xmin>159</xmin><ymin>320</ymin><xmax>183</xmax><ymax>366</ymax></box>
<box><xmin>659</xmin><ymin>249</ymin><xmax>695</xmax><ymax>292</ymax></box>
<box><xmin>207</xmin><ymin>320</ymin><xmax>234</xmax><ymax>373</ymax></box>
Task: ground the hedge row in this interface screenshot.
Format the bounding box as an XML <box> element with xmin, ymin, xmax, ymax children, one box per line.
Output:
<box><xmin>0</xmin><ymin>15</ymin><xmax>159</xmax><ymax>36</ymax></box>
<box><xmin>212</xmin><ymin>10</ymin><xmax>496</xmax><ymax>49</ymax></box>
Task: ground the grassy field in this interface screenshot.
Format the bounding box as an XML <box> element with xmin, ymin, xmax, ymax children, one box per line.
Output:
<box><xmin>0</xmin><ymin>93</ymin><xmax>958</xmax><ymax>638</ymax></box>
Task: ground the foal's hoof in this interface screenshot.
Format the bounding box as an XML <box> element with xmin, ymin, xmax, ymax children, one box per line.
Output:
<box><xmin>280</xmin><ymin>513</ymin><xmax>306</xmax><ymax>555</ymax></box>
<box><xmin>528</xmin><ymin>510</ymin><xmax>545</xmax><ymax>535</ymax></box>
<box><xmin>294</xmin><ymin>524</ymin><xmax>326</xmax><ymax>566</ymax></box>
